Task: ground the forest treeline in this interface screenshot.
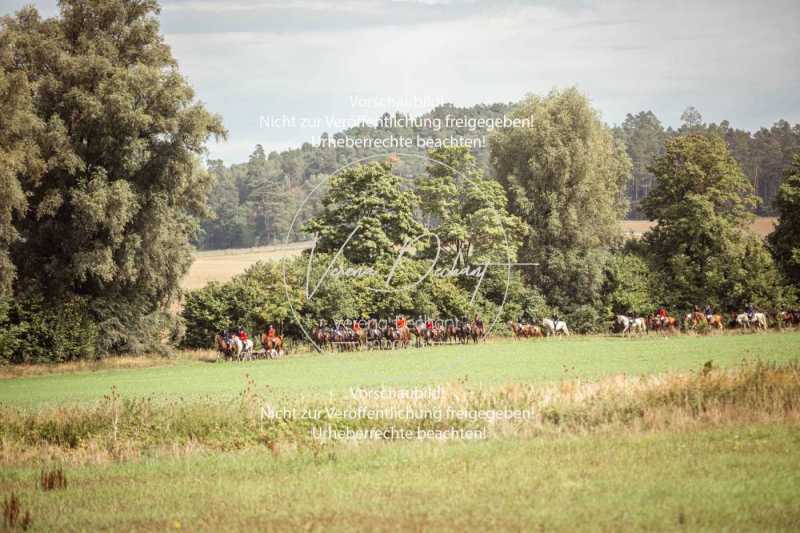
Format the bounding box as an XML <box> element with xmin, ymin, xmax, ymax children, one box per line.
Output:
<box><xmin>197</xmin><ymin>104</ymin><xmax>800</xmax><ymax>250</ymax></box>
<box><xmin>1</xmin><ymin>0</ymin><xmax>799</xmax><ymax>362</ymax></box>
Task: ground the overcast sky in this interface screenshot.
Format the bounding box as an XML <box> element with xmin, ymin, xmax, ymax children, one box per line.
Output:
<box><xmin>3</xmin><ymin>0</ymin><xmax>799</xmax><ymax>164</ymax></box>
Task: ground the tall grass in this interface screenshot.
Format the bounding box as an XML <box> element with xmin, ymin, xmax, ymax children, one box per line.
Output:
<box><xmin>1</xmin><ymin>361</ymin><xmax>798</xmax><ymax>466</ymax></box>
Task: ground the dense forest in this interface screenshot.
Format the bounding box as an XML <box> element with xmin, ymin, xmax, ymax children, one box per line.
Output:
<box><xmin>197</xmin><ymin>104</ymin><xmax>800</xmax><ymax>250</ymax></box>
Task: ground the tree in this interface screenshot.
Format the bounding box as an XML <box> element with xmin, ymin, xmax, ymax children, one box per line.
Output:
<box><xmin>416</xmin><ymin>146</ymin><xmax>527</xmax><ymax>264</ymax></box>
<box><xmin>603</xmin><ymin>251</ymin><xmax>655</xmax><ymax>317</ymax></box>
<box><xmin>615</xmin><ymin>111</ymin><xmax>667</xmax><ymax>217</ymax></box>
<box><xmin>303</xmin><ymin>161</ymin><xmax>423</xmax><ymax>264</ymax></box>
<box><xmin>679</xmin><ymin>106</ymin><xmax>704</xmax><ymax>131</ymax></box>
<box><xmin>641</xmin><ymin>134</ymin><xmax>782</xmax><ymax>309</ymax></box>
<box><xmin>490</xmin><ymin>87</ymin><xmax>631</xmax><ymax>312</ymax></box>
<box><xmin>0</xmin><ymin>59</ymin><xmax>43</xmax><ymax>296</ymax></box>
<box><xmin>769</xmin><ymin>154</ymin><xmax>800</xmax><ymax>287</ymax></box>
<box><xmin>0</xmin><ymin>0</ymin><xmax>225</xmax><ymax>357</ymax></box>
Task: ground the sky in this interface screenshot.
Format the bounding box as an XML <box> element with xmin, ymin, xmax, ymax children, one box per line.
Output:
<box><xmin>2</xmin><ymin>0</ymin><xmax>799</xmax><ymax>164</ymax></box>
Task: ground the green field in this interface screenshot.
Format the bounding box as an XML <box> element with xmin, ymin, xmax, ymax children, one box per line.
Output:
<box><xmin>2</xmin><ymin>332</ymin><xmax>799</xmax><ymax>407</ymax></box>
<box><xmin>2</xmin><ymin>332</ymin><xmax>800</xmax><ymax>531</ymax></box>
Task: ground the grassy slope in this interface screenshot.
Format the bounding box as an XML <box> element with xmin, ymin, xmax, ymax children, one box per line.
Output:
<box><xmin>2</xmin><ymin>424</ymin><xmax>798</xmax><ymax>531</ymax></box>
<box><xmin>2</xmin><ymin>332</ymin><xmax>799</xmax><ymax>407</ymax></box>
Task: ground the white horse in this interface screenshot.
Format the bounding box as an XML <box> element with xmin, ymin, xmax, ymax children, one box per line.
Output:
<box><xmin>736</xmin><ymin>313</ymin><xmax>767</xmax><ymax>330</ymax></box>
<box><xmin>615</xmin><ymin>315</ymin><xmax>646</xmax><ymax>335</ymax></box>
<box><xmin>542</xmin><ymin>318</ymin><xmax>570</xmax><ymax>336</ymax></box>
<box><xmin>228</xmin><ymin>336</ymin><xmax>254</xmax><ymax>361</ymax></box>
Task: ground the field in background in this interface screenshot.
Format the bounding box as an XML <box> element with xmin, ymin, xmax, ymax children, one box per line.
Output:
<box><xmin>621</xmin><ymin>216</ymin><xmax>776</xmax><ymax>238</ymax></box>
<box><xmin>182</xmin><ymin>241</ymin><xmax>309</xmax><ymax>290</ymax></box>
<box><xmin>184</xmin><ymin>218</ymin><xmax>778</xmax><ymax>289</ymax></box>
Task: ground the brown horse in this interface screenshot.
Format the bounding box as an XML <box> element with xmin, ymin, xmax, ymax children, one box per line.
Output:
<box><xmin>396</xmin><ymin>326</ymin><xmax>411</xmax><ymax>348</ymax></box>
<box><xmin>686</xmin><ymin>312</ymin><xmax>724</xmax><ymax>331</ymax></box>
<box><xmin>647</xmin><ymin>314</ymin><xmax>678</xmax><ymax>333</ymax></box>
<box><xmin>508</xmin><ymin>321</ymin><xmax>543</xmax><ymax>339</ymax></box>
<box><xmin>471</xmin><ymin>320</ymin><xmax>485</xmax><ymax>343</ymax></box>
<box><xmin>214</xmin><ymin>334</ymin><xmax>231</xmax><ymax>360</ymax></box>
<box><xmin>260</xmin><ymin>332</ymin><xmax>283</xmax><ymax>356</ymax></box>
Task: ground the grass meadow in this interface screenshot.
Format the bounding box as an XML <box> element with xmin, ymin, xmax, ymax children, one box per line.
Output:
<box><xmin>2</xmin><ymin>331</ymin><xmax>799</xmax><ymax>407</ymax></box>
<box><xmin>1</xmin><ymin>331</ymin><xmax>799</xmax><ymax>530</ymax></box>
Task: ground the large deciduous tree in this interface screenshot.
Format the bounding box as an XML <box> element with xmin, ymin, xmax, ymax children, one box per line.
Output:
<box><xmin>490</xmin><ymin>88</ymin><xmax>631</xmax><ymax>313</ymax></box>
<box><xmin>0</xmin><ymin>0</ymin><xmax>224</xmax><ymax>359</ymax></box>
<box><xmin>641</xmin><ymin>134</ymin><xmax>782</xmax><ymax>310</ymax></box>
<box><xmin>769</xmin><ymin>154</ymin><xmax>800</xmax><ymax>288</ymax></box>
<box><xmin>303</xmin><ymin>161</ymin><xmax>422</xmax><ymax>264</ymax></box>
<box><xmin>416</xmin><ymin>146</ymin><xmax>527</xmax><ymax>265</ymax></box>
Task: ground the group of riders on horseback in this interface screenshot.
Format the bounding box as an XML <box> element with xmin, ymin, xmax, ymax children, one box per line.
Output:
<box><xmin>215</xmin><ymin>303</ymin><xmax>797</xmax><ymax>359</ymax></box>
<box><xmin>508</xmin><ymin>315</ymin><xmax>571</xmax><ymax>338</ymax></box>
<box><xmin>509</xmin><ymin>303</ymin><xmax>788</xmax><ymax>338</ymax></box>
<box><xmin>215</xmin><ymin>324</ymin><xmax>283</xmax><ymax>361</ymax></box>
<box><xmin>611</xmin><ymin>303</ymin><xmax>775</xmax><ymax>335</ymax></box>
<box><xmin>313</xmin><ymin>315</ymin><xmax>487</xmax><ymax>351</ymax></box>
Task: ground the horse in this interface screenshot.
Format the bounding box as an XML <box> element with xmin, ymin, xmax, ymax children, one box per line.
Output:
<box><xmin>396</xmin><ymin>325</ymin><xmax>411</xmax><ymax>349</ymax></box>
<box><xmin>613</xmin><ymin>315</ymin><xmax>631</xmax><ymax>335</ymax></box>
<box><xmin>312</xmin><ymin>325</ymin><xmax>332</xmax><ymax>351</ymax></box>
<box><xmin>366</xmin><ymin>320</ymin><xmax>383</xmax><ymax>350</ymax></box>
<box><xmin>779</xmin><ymin>310</ymin><xmax>800</xmax><ymax>327</ymax></box>
<box><xmin>214</xmin><ymin>334</ymin><xmax>232</xmax><ymax>361</ymax></box>
<box><xmin>614</xmin><ymin>315</ymin><xmax>646</xmax><ymax>336</ymax></box>
<box><xmin>444</xmin><ymin>323</ymin><xmax>458</xmax><ymax>344</ymax></box>
<box><xmin>471</xmin><ymin>320</ymin><xmax>485</xmax><ymax>343</ymax></box>
<box><xmin>647</xmin><ymin>314</ymin><xmax>678</xmax><ymax>333</ymax></box>
<box><xmin>457</xmin><ymin>322</ymin><xmax>473</xmax><ymax>344</ymax></box>
<box><xmin>735</xmin><ymin>312</ymin><xmax>768</xmax><ymax>330</ymax></box>
<box><xmin>542</xmin><ymin>318</ymin><xmax>570</xmax><ymax>336</ymax></box>
<box><xmin>411</xmin><ymin>323</ymin><xmax>427</xmax><ymax>347</ymax></box>
<box><xmin>685</xmin><ymin>312</ymin><xmax>724</xmax><ymax>331</ymax></box>
<box><xmin>215</xmin><ymin>334</ymin><xmax>250</xmax><ymax>361</ymax></box>
<box><xmin>260</xmin><ymin>332</ymin><xmax>283</xmax><ymax>358</ymax></box>
<box><xmin>382</xmin><ymin>325</ymin><xmax>400</xmax><ymax>349</ymax></box>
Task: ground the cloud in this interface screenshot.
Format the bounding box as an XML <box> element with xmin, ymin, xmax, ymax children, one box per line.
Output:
<box><xmin>1</xmin><ymin>0</ymin><xmax>798</xmax><ymax>164</ymax></box>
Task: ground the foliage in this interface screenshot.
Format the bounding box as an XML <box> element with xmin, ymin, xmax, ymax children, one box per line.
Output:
<box><xmin>614</xmin><ymin>111</ymin><xmax>667</xmax><ymax>217</ymax></box>
<box><xmin>0</xmin><ymin>293</ymin><xmax>99</xmax><ymax>364</ymax></box>
<box><xmin>603</xmin><ymin>251</ymin><xmax>655</xmax><ymax>316</ymax></box>
<box><xmin>303</xmin><ymin>162</ymin><xmax>423</xmax><ymax>264</ymax></box>
<box><xmin>641</xmin><ymin>134</ymin><xmax>783</xmax><ymax>310</ymax></box>
<box><xmin>490</xmin><ymin>87</ymin><xmax>632</xmax><ymax>313</ymax></box>
<box><xmin>0</xmin><ymin>0</ymin><xmax>224</xmax><ymax>360</ymax></box>
<box><xmin>769</xmin><ymin>155</ymin><xmax>800</xmax><ymax>287</ymax></box>
<box><xmin>416</xmin><ymin>146</ymin><xmax>527</xmax><ymax>264</ymax></box>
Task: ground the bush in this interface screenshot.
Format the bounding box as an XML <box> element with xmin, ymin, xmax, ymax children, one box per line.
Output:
<box><xmin>0</xmin><ymin>294</ymin><xmax>99</xmax><ymax>364</ymax></box>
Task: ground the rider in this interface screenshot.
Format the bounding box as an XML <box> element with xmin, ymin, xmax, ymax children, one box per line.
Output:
<box><xmin>396</xmin><ymin>315</ymin><xmax>406</xmax><ymax>329</ymax></box>
<box><xmin>352</xmin><ymin>319</ymin><xmax>362</xmax><ymax>334</ymax></box>
<box><xmin>266</xmin><ymin>324</ymin><xmax>276</xmax><ymax>338</ymax></box>
<box><xmin>657</xmin><ymin>305</ymin><xmax>667</xmax><ymax>327</ymax></box>
<box><xmin>704</xmin><ymin>304</ymin><xmax>713</xmax><ymax>321</ymax></box>
<box><xmin>746</xmin><ymin>303</ymin><xmax>755</xmax><ymax>320</ymax></box>
<box><xmin>474</xmin><ymin>314</ymin><xmax>484</xmax><ymax>328</ymax></box>
<box><xmin>237</xmin><ymin>327</ymin><xmax>249</xmax><ymax>344</ymax></box>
